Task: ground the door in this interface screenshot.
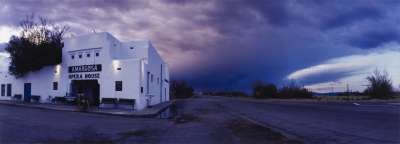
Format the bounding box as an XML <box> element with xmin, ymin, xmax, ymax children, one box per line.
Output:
<box><xmin>24</xmin><ymin>83</ymin><xmax>31</xmax><ymax>102</ymax></box>
<box><xmin>71</xmin><ymin>80</ymin><xmax>100</xmax><ymax>106</ymax></box>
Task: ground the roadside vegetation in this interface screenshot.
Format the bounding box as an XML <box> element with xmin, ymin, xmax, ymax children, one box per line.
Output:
<box><xmin>5</xmin><ymin>15</ymin><xmax>68</xmax><ymax>78</ymax></box>
<box><xmin>204</xmin><ymin>81</ymin><xmax>313</xmax><ymax>99</ymax></box>
<box><xmin>170</xmin><ymin>80</ymin><xmax>194</xmax><ymax>99</ymax></box>
<box><xmin>177</xmin><ymin>69</ymin><xmax>398</xmax><ymax>101</ymax></box>
<box><xmin>364</xmin><ymin>69</ymin><xmax>394</xmax><ymax>99</ymax></box>
<box><xmin>252</xmin><ymin>81</ymin><xmax>278</xmax><ymax>99</ymax></box>
<box><xmin>252</xmin><ymin>81</ymin><xmax>312</xmax><ymax>99</ymax></box>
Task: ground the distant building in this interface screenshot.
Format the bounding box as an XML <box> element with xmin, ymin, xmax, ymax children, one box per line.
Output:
<box><xmin>0</xmin><ymin>32</ymin><xmax>170</xmax><ymax>110</ymax></box>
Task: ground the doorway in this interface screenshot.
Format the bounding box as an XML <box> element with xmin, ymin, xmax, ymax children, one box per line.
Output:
<box><xmin>71</xmin><ymin>80</ymin><xmax>100</xmax><ymax>106</ymax></box>
<box><xmin>24</xmin><ymin>83</ymin><xmax>31</xmax><ymax>102</ymax></box>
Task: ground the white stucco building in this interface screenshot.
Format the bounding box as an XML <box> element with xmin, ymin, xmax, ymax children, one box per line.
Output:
<box><xmin>0</xmin><ymin>32</ymin><xmax>170</xmax><ymax>110</ymax></box>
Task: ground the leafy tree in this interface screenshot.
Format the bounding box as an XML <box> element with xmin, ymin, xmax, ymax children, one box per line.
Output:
<box><xmin>170</xmin><ymin>80</ymin><xmax>194</xmax><ymax>99</ymax></box>
<box><xmin>5</xmin><ymin>15</ymin><xmax>68</xmax><ymax>78</ymax></box>
<box><xmin>252</xmin><ymin>81</ymin><xmax>278</xmax><ymax>99</ymax></box>
<box><xmin>364</xmin><ymin>69</ymin><xmax>393</xmax><ymax>99</ymax></box>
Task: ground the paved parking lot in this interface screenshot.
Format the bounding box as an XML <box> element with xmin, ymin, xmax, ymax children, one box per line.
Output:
<box><xmin>0</xmin><ymin>97</ymin><xmax>296</xmax><ymax>144</ymax></box>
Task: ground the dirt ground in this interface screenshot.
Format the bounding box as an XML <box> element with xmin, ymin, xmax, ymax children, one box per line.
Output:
<box><xmin>0</xmin><ymin>97</ymin><xmax>300</xmax><ymax>144</ymax></box>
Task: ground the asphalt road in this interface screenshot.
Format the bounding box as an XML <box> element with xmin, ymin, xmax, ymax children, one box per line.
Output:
<box><xmin>207</xmin><ymin>96</ymin><xmax>400</xmax><ymax>144</ymax></box>
<box><xmin>1</xmin><ymin>96</ymin><xmax>399</xmax><ymax>144</ymax></box>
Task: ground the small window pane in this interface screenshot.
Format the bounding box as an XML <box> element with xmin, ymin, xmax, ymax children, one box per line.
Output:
<box><xmin>6</xmin><ymin>84</ymin><xmax>11</xmax><ymax>96</ymax></box>
<box><xmin>87</xmin><ymin>53</ymin><xmax>90</xmax><ymax>57</ymax></box>
<box><xmin>71</xmin><ymin>55</ymin><xmax>74</xmax><ymax>59</ymax></box>
<box><xmin>1</xmin><ymin>84</ymin><xmax>5</xmax><ymax>96</ymax></box>
<box><xmin>96</xmin><ymin>52</ymin><xmax>99</xmax><ymax>57</ymax></box>
<box><xmin>53</xmin><ymin>82</ymin><xmax>58</xmax><ymax>90</ymax></box>
<box><xmin>115</xmin><ymin>81</ymin><xmax>122</xmax><ymax>91</ymax></box>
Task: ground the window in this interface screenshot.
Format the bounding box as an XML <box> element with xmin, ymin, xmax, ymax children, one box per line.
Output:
<box><xmin>71</xmin><ymin>55</ymin><xmax>75</xmax><ymax>59</ymax></box>
<box><xmin>115</xmin><ymin>81</ymin><xmax>122</xmax><ymax>91</ymax></box>
<box><xmin>6</xmin><ymin>84</ymin><xmax>11</xmax><ymax>96</ymax></box>
<box><xmin>78</xmin><ymin>54</ymin><xmax>82</xmax><ymax>58</ymax></box>
<box><xmin>1</xmin><ymin>84</ymin><xmax>5</xmax><ymax>96</ymax></box>
<box><xmin>130</xmin><ymin>47</ymin><xmax>134</xmax><ymax>49</ymax></box>
<box><xmin>95</xmin><ymin>52</ymin><xmax>99</xmax><ymax>57</ymax></box>
<box><xmin>151</xmin><ymin>74</ymin><xmax>154</xmax><ymax>82</ymax></box>
<box><xmin>86</xmin><ymin>53</ymin><xmax>90</xmax><ymax>57</ymax></box>
<box><xmin>53</xmin><ymin>82</ymin><xmax>58</xmax><ymax>90</ymax></box>
<box><xmin>141</xmin><ymin>87</ymin><xmax>143</xmax><ymax>93</ymax></box>
<box><xmin>147</xmin><ymin>72</ymin><xmax>150</xmax><ymax>93</ymax></box>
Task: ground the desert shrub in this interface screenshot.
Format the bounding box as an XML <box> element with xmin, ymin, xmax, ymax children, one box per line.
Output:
<box><xmin>364</xmin><ymin>69</ymin><xmax>393</xmax><ymax>99</ymax></box>
<box><xmin>170</xmin><ymin>80</ymin><xmax>194</xmax><ymax>99</ymax></box>
<box><xmin>278</xmin><ymin>83</ymin><xmax>313</xmax><ymax>99</ymax></box>
<box><xmin>252</xmin><ymin>81</ymin><xmax>278</xmax><ymax>99</ymax></box>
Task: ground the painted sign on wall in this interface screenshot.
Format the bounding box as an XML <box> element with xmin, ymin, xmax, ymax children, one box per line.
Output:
<box><xmin>68</xmin><ymin>64</ymin><xmax>102</xmax><ymax>73</ymax></box>
<box><xmin>69</xmin><ymin>73</ymin><xmax>100</xmax><ymax>79</ymax></box>
<box><xmin>68</xmin><ymin>64</ymin><xmax>102</xmax><ymax>79</ymax></box>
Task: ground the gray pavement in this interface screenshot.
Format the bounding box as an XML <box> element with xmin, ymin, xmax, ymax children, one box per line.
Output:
<box><xmin>1</xmin><ymin>96</ymin><xmax>399</xmax><ymax>144</ymax></box>
<box><xmin>208</xmin><ymin>96</ymin><xmax>400</xmax><ymax>144</ymax></box>
<box><xmin>0</xmin><ymin>97</ymin><xmax>297</xmax><ymax>144</ymax></box>
<box><xmin>0</xmin><ymin>104</ymin><xmax>171</xmax><ymax>143</ymax></box>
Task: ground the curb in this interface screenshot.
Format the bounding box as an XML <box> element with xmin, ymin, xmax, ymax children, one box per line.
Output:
<box><xmin>0</xmin><ymin>102</ymin><xmax>79</xmax><ymax>112</ymax></box>
<box><xmin>0</xmin><ymin>101</ymin><xmax>171</xmax><ymax>118</ymax></box>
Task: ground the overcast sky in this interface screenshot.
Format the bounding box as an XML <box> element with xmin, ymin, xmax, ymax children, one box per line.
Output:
<box><xmin>0</xmin><ymin>0</ymin><xmax>399</xmax><ymax>93</ymax></box>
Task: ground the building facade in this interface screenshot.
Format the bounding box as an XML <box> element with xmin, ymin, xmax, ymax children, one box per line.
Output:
<box><xmin>0</xmin><ymin>32</ymin><xmax>170</xmax><ymax>110</ymax></box>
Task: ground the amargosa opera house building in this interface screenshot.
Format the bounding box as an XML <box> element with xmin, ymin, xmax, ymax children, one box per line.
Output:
<box><xmin>0</xmin><ymin>32</ymin><xmax>170</xmax><ymax>110</ymax></box>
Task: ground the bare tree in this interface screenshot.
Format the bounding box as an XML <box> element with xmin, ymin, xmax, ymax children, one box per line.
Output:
<box><xmin>365</xmin><ymin>69</ymin><xmax>393</xmax><ymax>99</ymax></box>
<box><xmin>20</xmin><ymin>15</ymin><xmax>68</xmax><ymax>44</ymax></box>
<box><xmin>6</xmin><ymin>14</ymin><xmax>69</xmax><ymax>77</ymax></box>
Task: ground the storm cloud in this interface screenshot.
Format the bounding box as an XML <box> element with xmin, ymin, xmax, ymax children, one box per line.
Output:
<box><xmin>0</xmin><ymin>0</ymin><xmax>399</xmax><ymax>92</ymax></box>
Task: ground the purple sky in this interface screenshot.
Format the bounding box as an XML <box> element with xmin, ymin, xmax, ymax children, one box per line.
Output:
<box><xmin>0</xmin><ymin>0</ymin><xmax>399</xmax><ymax>92</ymax></box>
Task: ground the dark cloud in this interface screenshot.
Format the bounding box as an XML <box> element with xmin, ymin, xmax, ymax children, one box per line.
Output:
<box><xmin>245</xmin><ymin>0</ymin><xmax>292</xmax><ymax>26</ymax></box>
<box><xmin>349</xmin><ymin>29</ymin><xmax>400</xmax><ymax>49</ymax></box>
<box><xmin>0</xmin><ymin>0</ymin><xmax>399</xmax><ymax>92</ymax></box>
<box><xmin>321</xmin><ymin>7</ymin><xmax>383</xmax><ymax>30</ymax></box>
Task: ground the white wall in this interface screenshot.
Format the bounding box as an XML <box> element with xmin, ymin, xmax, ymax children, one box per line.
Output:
<box><xmin>0</xmin><ymin>65</ymin><xmax>64</xmax><ymax>102</ymax></box>
<box><xmin>143</xmin><ymin>43</ymin><xmax>170</xmax><ymax>106</ymax></box>
<box><xmin>0</xmin><ymin>32</ymin><xmax>170</xmax><ymax>110</ymax></box>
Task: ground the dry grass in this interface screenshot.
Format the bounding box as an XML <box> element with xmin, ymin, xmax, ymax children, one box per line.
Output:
<box><xmin>173</xmin><ymin>113</ymin><xmax>200</xmax><ymax>124</ymax></box>
<box><xmin>315</xmin><ymin>95</ymin><xmax>400</xmax><ymax>102</ymax></box>
<box><xmin>315</xmin><ymin>95</ymin><xmax>369</xmax><ymax>101</ymax></box>
<box><xmin>227</xmin><ymin>119</ymin><xmax>303</xmax><ymax>144</ymax></box>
